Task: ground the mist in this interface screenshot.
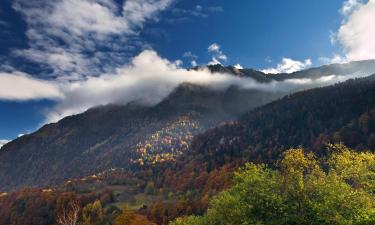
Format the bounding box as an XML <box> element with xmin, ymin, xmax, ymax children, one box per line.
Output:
<box><xmin>45</xmin><ymin>50</ymin><xmax>373</xmax><ymax>123</ymax></box>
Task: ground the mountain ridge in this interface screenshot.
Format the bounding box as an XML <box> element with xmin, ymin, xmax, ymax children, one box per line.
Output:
<box><xmin>1</xmin><ymin>60</ymin><xmax>375</xmax><ymax>191</ymax></box>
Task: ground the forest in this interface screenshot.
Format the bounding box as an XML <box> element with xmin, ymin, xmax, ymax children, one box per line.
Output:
<box><xmin>1</xmin><ymin>75</ymin><xmax>375</xmax><ymax>225</ymax></box>
<box><xmin>0</xmin><ymin>144</ymin><xmax>374</xmax><ymax>225</ymax></box>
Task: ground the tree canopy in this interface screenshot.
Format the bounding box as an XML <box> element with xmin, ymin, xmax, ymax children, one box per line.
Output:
<box><xmin>171</xmin><ymin>145</ymin><xmax>375</xmax><ymax>225</ymax></box>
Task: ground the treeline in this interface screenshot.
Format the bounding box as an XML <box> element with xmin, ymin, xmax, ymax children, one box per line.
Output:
<box><xmin>0</xmin><ymin>187</ymin><xmax>156</xmax><ymax>225</ymax></box>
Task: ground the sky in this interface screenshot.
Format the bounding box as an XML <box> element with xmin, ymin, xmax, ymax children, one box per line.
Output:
<box><xmin>0</xmin><ymin>0</ymin><xmax>374</xmax><ymax>144</ymax></box>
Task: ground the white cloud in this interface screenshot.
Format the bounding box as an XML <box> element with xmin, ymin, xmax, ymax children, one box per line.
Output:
<box><xmin>12</xmin><ymin>0</ymin><xmax>174</xmax><ymax>79</ymax></box>
<box><xmin>191</xmin><ymin>60</ymin><xmax>198</xmax><ymax>67</ymax></box>
<box><xmin>0</xmin><ymin>72</ymin><xmax>62</xmax><ymax>100</ymax></box>
<box><xmin>48</xmin><ymin>0</ymin><xmax>130</xmax><ymax>36</ymax></box>
<box><xmin>319</xmin><ymin>54</ymin><xmax>348</xmax><ymax>65</ymax></box>
<box><xmin>44</xmin><ymin>50</ymin><xmax>374</xmax><ymax>123</ymax></box>
<box><xmin>45</xmin><ymin>50</ymin><xmax>242</xmax><ymax>122</ymax></box>
<box><xmin>123</xmin><ymin>0</ymin><xmax>173</xmax><ymax>25</ymax></box>
<box><xmin>1</xmin><ymin>49</ymin><xmax>373</xmax><ymax>124</ymax></box>
<box><xmin>0</xmin><ymin>140</ymin><xmax>10</xmax><ymax>149</ymax></box>
<box><xmin>170</xmin><ymin>4</ymin><xmax>223</xmax><ymax>21</ymax></box>
<box><xmin>208</xmin><ymin>57</ymin><xmax>222</xmax><ymax>65</ymax></box>
<box><xmin>6</xmin><ymin>0</ymin><xmax>375</xmax><ymax>130</ymax></box>
<box><xmin>208</xmin><ymin>43</ymin><xmax>227</xmax><ymax>65</ymax></box>
<box><xmin>183</xmin><ymin>51</ymin><xmax>197</xmax><ymax>59</ymax></box>
<box><xmin>340</xmin><ymin>0</ymin><xmax>364</xmax><ymax>15</ymax></box>
<box><xmin>265</xmin><ymin>56</ymin><xmax>273</xmax><ymax>63</ymax></box>
<box><xmin>208</xmin><ymin>43</ymin><xmax>220</xmax><ymax>52</ymax></box>
<box><xmin>183</xmin><ymin>51</ymin><xmax>198</xmax><ymax>67</ymax></box>
<box><xmin>326</xmin><ymin>0</ymin><xmax>375</xmax><ymax>63</ymax></box>
<box><xmin>261</xmin><ymin>58</ymin><xmax>312</xmax><ymax>74</ymax></box>
<box><xmin>234</xmin><ymin>64</ymin><xmax>243</xmax><ymax>69</ymax></box>
<box><xmin>336</xmin><ymin>0</ymin><xmax>375</xmax><ymax>61</ymax></box>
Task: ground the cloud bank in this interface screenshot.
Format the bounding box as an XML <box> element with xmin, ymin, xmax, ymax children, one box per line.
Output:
<box><xmin>0</xmin><ymin>72</ymin><xmax>62</xmax><ymax>101</ymax></box>
<box><xmin>1</xmin><ymin>50</ymin><xmax>368</xmax><ymax>123</ymax></box>
<box><xmin>45</xmin><ymin>50</ymin><xmax>243</xmax><ymax>122</ymax></box>
<box><xmin>1</xmin><ymin>49</ymin><xmax>373</xmax><ymax>124</ymax></box>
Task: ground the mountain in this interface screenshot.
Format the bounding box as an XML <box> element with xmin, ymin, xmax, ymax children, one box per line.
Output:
<box><xmin>1</xmin><ymin>62</ymin><xmax>375</xmax><ymax>225</ymax></box>
<box><xmin>0</xmin><ymin>82</ymin><xmax>280</xmax><ymax>190</ymax></box>
<box><xmin>165</xmin><ymin>71</ymin><xmax>375</xmax><ymax>221</ymax></box>
<box><xmin>205</xmin><ymin>59</ymin><xmax>375</xmax><ymax>81</ymax></box>
<box><xmin>1</xmin><ymin>60</ymin><xmax>375</xmax><ymax>191</ymax></box>
<box><xmin>162</xmin><ymin>73</ymin><xmax>375</xmax><ymax>194</ymax></box>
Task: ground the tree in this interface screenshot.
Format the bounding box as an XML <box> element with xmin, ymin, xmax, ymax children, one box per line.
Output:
<box><xmin>131</xmin><ymin>214</ymin><xmax>155</xmax><ymax>225</ymax></box>
<box><xmin>114</xmin><ymin>205</ymin><xmax>134</xmax><ymax>225</ymax></box>
<box><xmin>82</xmin><ymin>200</ymin><xmax>106</xmax><ymax>225</ymax></box>
<box><xmin>171</xmin><ymin>145</ymin><xmax>375</xmax><ymax>225</ymax></box>
<box><xmin>327</xmin><ymin>143</ymin><xmax>375</xmax><ymax>192</ymax></box>
<box><xmin>57</xmin><ymin>200</ymin><xmax>81</xmax><ymax>225</ymax></box>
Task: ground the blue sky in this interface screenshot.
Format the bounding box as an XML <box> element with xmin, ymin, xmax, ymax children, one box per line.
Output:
<box><xmin>150</xmin><ymin>0</ymin><xmax>343</xmax><ymax>68</ymax></box>
<box><xmin>0</xmin><ymin>0</ymin><xmax>374</xmax><ymax>142</ymax></box>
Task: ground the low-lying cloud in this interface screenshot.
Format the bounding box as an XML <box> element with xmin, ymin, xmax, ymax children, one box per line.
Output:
<box><xmin>46</xmin><ymin>50</ymin><xmax>244</xmax><ymax>122</ymax></box>
<box><xmin>1</xmin><ymin>50</ymin><xmax>370</xmax><ymax>124</ymax></box>
<box><xmin>0</xmin><ymin>140</ymin><xmax>9</xmax><ymax>149</ymax></box>
<box><xmin>0</xmin><ymin>72</ymin><xmax>62</xmax><ymax>101</ymax></box>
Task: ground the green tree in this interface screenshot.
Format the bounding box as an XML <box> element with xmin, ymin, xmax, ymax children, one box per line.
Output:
<box><xmin>171</xmin><ymin>145</ymin><xmax>375</xmax><ymax>225</ymax></box>
<box><xmin>82</xmin><ymin>200</ymin><xmax>111</xmax><ymax>225</ymax></box>
<box><xmin>327</xmin><ymin>143</ymin><xmax>375</xmax><ymax>192</ymax></box>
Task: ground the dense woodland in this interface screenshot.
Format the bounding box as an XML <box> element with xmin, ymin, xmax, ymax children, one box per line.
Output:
<box><xmin>156</xmin><ymin>75</ymin><xmax>375</xmax><ymax>194</ymax></box>
<box><xmin>1</xmin><ymin>71</ymin><xmax>375</xmax><ymax>224</ymax></box>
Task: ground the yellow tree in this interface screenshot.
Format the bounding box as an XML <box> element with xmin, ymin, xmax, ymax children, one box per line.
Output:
<box><xmin>82</xmin><ymin>200</ymin><xmax>105</xmax><ymax>225</ymax></box>
<box><xmin>114</xmin><ymin>205</ymin><xmax>134</xmax><ymax>225</ymax></box>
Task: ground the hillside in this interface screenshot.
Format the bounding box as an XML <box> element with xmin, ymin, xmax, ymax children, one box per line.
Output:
<box><xmin>1</xmin><ymin>60</ymin><xmax>375</xmax><ymax>191</ymax></box>
<box><xmin>162</xmin><ymin>73</ymin><xmax>375</xmax><ymax>194</ymax></box>
<box><xmin>0</xmin><ymin>66</ymin><xmax>375</xmax><ymax>225</ymax></box>
<box><xmin>0</xmin><ymin>82</ymin><xmax>280</xmax><ymax>190</ymax></box>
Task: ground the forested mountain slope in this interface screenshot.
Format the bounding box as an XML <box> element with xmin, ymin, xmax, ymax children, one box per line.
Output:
<box><xmin>1</xmin><ymin>66</ymin><xmax>375</xmax><ymax>225</ymax></box>
<box><xmin>0</xmin><ymin>82</ymin><xmax>280</xmax><ymax>191</ymax></box>
<box><xmin>162</xmin><ymin>73</ymin><xmax>375</xmax><ymax>192</ymax></box>
<box><xmin>1</xmin><ymin>60</ymin><xmax>375</xmax><ymax>191</ymax></box>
